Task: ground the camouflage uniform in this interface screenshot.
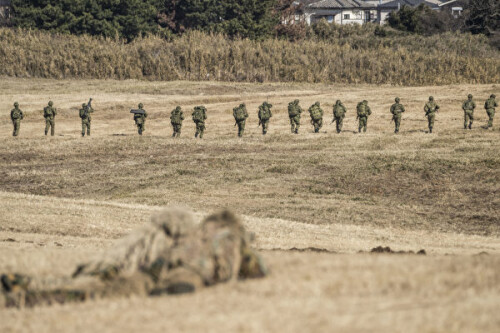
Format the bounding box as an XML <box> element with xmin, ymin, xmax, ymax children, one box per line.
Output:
<box><xmin>233</xmin><ymin>104</ymin><xmax>249</xmax><ymax>137</ymax></box>
<box><xmin>390</xmin><ymin>97</ymin><xmax>405</xmax><ymax>133</ymax></box>
<box><xmin>484</xmin><ymin>94</ymin><xmax>497</xmax><ymax>128</ymax></box>
<box><xmin>462</xmin><ymin>94</ymin><xmax>476</xmax><ymax>130</ymax></box>
<box><xmin>424</xmin><ymin>96</ymin><xmax>440</xmax><ymax>133</ymax></box>
<box><xmin>170</xmin><ymin>106</ymin><xmax>184</xmax><ymax>137</ymax></box>
<box><xmin>134</xmin><ymin>103</ymin><xmax>148</xmax><ymax>135</ymax></box>
<box><xmin>1</xmin><ymin>208</ymin><xmax>267</xmax><ymax>308</ymax></box>
<box><xmin>288</xmin><ymin>100</ymin><xmax>302</xmax><ymax>134</ymax></box>
<box><xmin>79</xmin><ymin>103</ymin><xmax>94</xmax><ymax>137</ymax></box>
<box><xmin>308</xmin><ymin>102</ymin><xmax>324</xmax><ymax>133</ymax></box>
<box><xmin>332</xmin><ymin>100</ymin><xmax>346</xmax><ymax>134</ymax></box>
<box><xmin>43</xmin><ymin>101</ymin><xmax>57</xmax><ymax>136</ymax></box>
<box><xmin>10</xmin><ymin>102</ymin><xmax>24</xmax><ymax>137</ymax></box>
<box><xmin>258</xmin><ymin>102</ymin><xmax>272</xmax><ymax>135</ymax></box>
<box><xmin>357</xmin><ymin>100</ymin><xmax>371</xmax><ymax>133</ymax></box>
<box><xmin>192</xmin><ymin>106</ymin><xmax>207</xmax><ymax>138</ymax></box>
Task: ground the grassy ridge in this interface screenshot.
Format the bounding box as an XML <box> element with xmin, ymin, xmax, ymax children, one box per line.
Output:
<box><xmin>0</xmin><ymin>27</ymin><xmax>499</xmax><ymax>85</ymax></box>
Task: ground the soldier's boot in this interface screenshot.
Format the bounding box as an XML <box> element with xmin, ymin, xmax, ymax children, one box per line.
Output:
<box><xmin>87</xmin><ymin>130</ymin><xmax>90</xmax><ymax>136</ymax></box>
<box><xmin>464</xmin><ymin>125</ymin><xmax>467</xmax><ymax>130</ymax></box>
<box><xmin>290</xmin><ymin>125</ymin><xmax>294</xmax><ymax>134</ymax></box>
<box><xmin>429</xmin><ymin>127</ymin><xmax>433</xmax><ymax>133</ymax></box>
<box><xmin>195</xmin><ymin>132</ymin><xmax>198</xmax><ymax>138</ymax></box>
<box><xmin>82</xmin><ymin>132</ymin><xmax>85</xmax><ymax>137</ymax></box>
<box><xmin>314</xmin><ymin>128</ymin><xmax>319</xmax><ymax>133</ymax></box>
<box><xmin>294</xmin><ymin>128</ymin><xmax>298</xmax><ymax>134</ymax></box>
<box><xmin>363</xmin><ymin>127</ymin><xmax>367</xmax><ymax>133</ymax></box>
<box><xmin>45</xmin><ymin>130</ymin><xmax>48</xmax><ymax>136</ymax></box>
<box><xmin>263</xmin><ymin>130</ymin><xmax>267</xmax><ymax>135</ymax></box>
<box><xmin>51</xmin><ymin>128</ymin><xmax>55</xmax><ymax>136</ymax></box>
<box><xmin>139</xmin><ymin>129</ymin><xmax>143</xmax><ymax>135</ymax></box>
<box><xmin>358</xmin><ymin>127</ymin><xmax>362</xmax><ymax>133</ymax></box>
<box><xmin>468</xmin><ymin>123</ymin><xmax>472</xmax><ymax>130</ymax></box>
<box><xmin>172</xmin><ymin>132</ymin><xmax>176</xmax><ymax>138</ymax></box>
<box><xmin>199</xmin><ymin>132</ymin><xmax>203</xmax><ymax>139</ymax></box>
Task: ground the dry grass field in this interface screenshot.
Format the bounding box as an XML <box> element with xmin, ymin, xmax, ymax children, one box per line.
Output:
<box><xmin>0</xmin><ymin>78</ymin><xmax>499</xmax><ymax>332</ymax></box>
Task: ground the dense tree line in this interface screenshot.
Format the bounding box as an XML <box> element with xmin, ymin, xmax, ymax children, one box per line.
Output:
<box><xmin>9</xmin><ymin>0</ymin><xmax>293</xmax><ymax>40</ymax></box>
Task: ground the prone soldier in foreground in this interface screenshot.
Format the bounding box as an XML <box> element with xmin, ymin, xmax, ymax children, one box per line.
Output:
<box><xmin>332</xmin><ymin>100</ymin><xmax>346</xmax><ymax>134</ymax></box>
<box><xmin>484</xmin><ymin>94</ymin><xmax>497</xmax><ymax>128</ymax></box>
<box><xmin>288</xmin><ymin>100</ymin><xmax>302</xmax><ymax>134</ymax></box>
<box><xmin>192</xmin><ymin>105</ymin><xmax>207</xmax><ymax>138</ymax></box>
<box><xmin>131</xmin><ymin>103</ymin><xmax>148</xmax><ymax>135</ymax></box>
<box><xmin>79</xmin><ymin>99</ymin><xmax>93</xmax><ymax>137</ymax></box>
<box><xmin>356</xmin><ymin>100</ymin><xmax>371</xmax><ymax>133</ymax></box>
<box><xmin>10</xmin><ymin>102</ymin><xmax>24</xmax><ymax>137</ymax></box>
<box><xmin>258</xmin><ymin>102</ymin><xmax>273</xmax><ymax>135</ymax></box>
<box><xmin>170</xmin><ymin>106</ymin><xmax>184</xmax><ymax>137</ymax></box>
<box><xmin>43</xmin><ymin>101</ymin><xmax>57</xmax><ymax>136</ymax></box>
<box><xmin>390</xmin><ymin>97</ymin><xmax>405</xmax><ymax>134</ymax></box>
<box><xmin>462</xmin><ymin>94</ymin><xmax>476</xmax><ymax>130</ymax></box>
<box><xmin>308</xmin><ymin>102</ymin><xmax>324</xmax><ymax>133</ymax></box>
<box><xmin>233</xmin><ymin>103</ymin><xmax>249</xmax><ymax>137</ymax></box>
<box><xmin>0</xmin><ymin>208</ymin><xmax>267</xmax><ymax>308</ymax></box>
<box><xmin>424</xmin><ymin>96</ymin><xmax>439</xmax><ymax>133</ymax></box>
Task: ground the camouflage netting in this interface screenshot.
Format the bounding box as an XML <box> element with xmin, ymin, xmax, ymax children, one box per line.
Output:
<box><xmin>1</xmin><ymin>208</ymin><xmax>267</xmax><ymax>308</ymax></box>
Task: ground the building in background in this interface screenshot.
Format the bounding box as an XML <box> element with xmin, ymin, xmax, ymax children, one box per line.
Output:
<box><xmin>376</xmin><ymin>0</ymin><xmax>440</xmax><ymax>24</ymax></box>
<box><xmin>0</xmin><ymin>0</ymin><xmax>11</xmax><ymax>24</ymax></box>
<box><xmin>303</xmin><ymin>0</ymin><xmax>377</xmax><ymax>25</ymax></box>
<box><xmin>438</xmin><ymin>0</ymin><xmax>464</xmax><ymax>18</ymax></box>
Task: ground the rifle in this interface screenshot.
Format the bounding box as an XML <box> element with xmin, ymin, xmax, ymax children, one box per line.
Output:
<box><xmin>86</xmin><ymin>98</ymin><xmax>93</xmax><ymax>110</ymax></box>
<box><xmin>258</xmin><ymin>119</ymin><xmax>262</xmax><ymax>127</ymax></box>
<box><xmin>234</xmin><ymin>121</ymin><xmax>237</xmax><ymax>127</ymax></box>
<box><xmin>130</xmin><ymin>109</ymin><xmax>145</xmax><ymax>114</ymax></box>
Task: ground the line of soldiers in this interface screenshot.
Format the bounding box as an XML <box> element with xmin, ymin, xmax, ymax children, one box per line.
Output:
<box><xmin>8</xmin><ymin>94</ymin><xmax>497</xmax><ymax>137</ymax></box>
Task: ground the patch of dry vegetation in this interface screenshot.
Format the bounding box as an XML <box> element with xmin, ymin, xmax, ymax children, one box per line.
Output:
<box><xmin>0</xmin><ymin>28</ymin><xmax>499</xmax><ymax>85</ymax></box>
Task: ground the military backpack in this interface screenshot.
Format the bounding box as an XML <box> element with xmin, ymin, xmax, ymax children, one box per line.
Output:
<box><xmin>192</xmin><ymin>107</ymin><xmax>206</xmax><ymax>122</ymax></box>
<box><xmin>309</xmin><ymin>106</ymin><xmax>322</xmax><ymax>121</ymax></box>
<box><xmin>234</xmin><ymin>107</ymin><xmax>247</xmax><ymax>122</ymax></box>
<box><xmin>258</xmin><ymin>106</ymin><xmax>271</xmax><ymax>121</ymax></box>
<box><xmin>357</xmin><ymin>103</ymin><xmax>367</xmax><ymax>117</ymax></box>
<box><xmin>485</xmin><ymin>99</ymin><xmax>496</xmax><ymax>109</ymax></box>
<box><xmin>333</xmin><ymin>105</ymin><xmax>345</xmax><ymax>118</ymax></box>
<box><xmin>288</xmin><ymin>104</ymin><xmax>300</xmax><ymax>117</ymax></box>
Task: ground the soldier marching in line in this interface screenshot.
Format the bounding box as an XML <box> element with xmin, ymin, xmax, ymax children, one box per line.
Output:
<box><xmin>308</xmin><ymin>102</ymin><xmax>323</xmax><ymax>133</ymax></box>
<box><xmin>192</xmin><ymin>105</ymin><xmax>207</xmax><ymax>139</ymax></box>
<box><xmin>288</xmin><ymin>100</ymin><xmax>302</xmax><ymax>134</ymax></box>
<box><xmin>484</xmin><ymin>94</ymin><xmax>497</xmax><ymax>128</ymax></box>
<box><xmin>43</xmin><ymin>101</ymin><xmax>57</xmax><ymax>136</ymax></box>
<box><xmin>424</xmin><ymin>96</ymin><xmax>439</xmax><ymax>133</ymax></box>
<box><xmin>356</xmin><ymin>100</ymin><xmax>371</xmax><ymax>133</ymax></box>
<box><xmin>332</xmin><ymin>100</ymin><xmax>347</xmax><ymax>134</ymax></box>
<box><xmin>257</xmin><ymin>102</ymin><xmax>272</xmax><ymax>135</ymax></box>
<box><xmin>132</xmin><ymin>103</ymin><xmax>148</xmax><ymax>135</ymax></box>
<box><xmin>462</xmin><ymin>94</ymin><xmax>476</xmax><ymax>130</ymax></box>
<box><xmin>233</xmin><ymin>103</ymin><xmax>249</xmax><ymax>137</ymax></box>
<box><xmin>80</xmin><ymin>99</ymin><xmax>93</xmax><ymax>137</ymax></box>
<box><xmin>170</xmin><ymin>106</ymin><xmax>184</xmax><ymax>138</ymax></box>
<box><xmin>390</xmin><ymin>97</ymin><xmax>405</xmax><ymax>134</ymax></box>
<box><xmin>10</xmin><ymin>102</ymin><xmax>24</xmax><ymax>137</ymax></box>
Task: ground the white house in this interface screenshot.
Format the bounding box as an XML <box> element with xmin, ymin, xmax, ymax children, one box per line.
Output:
<box><xmin>304</xmin><ymin>0</ymin><xmax>377</xmax><ymax>25</ymax></box>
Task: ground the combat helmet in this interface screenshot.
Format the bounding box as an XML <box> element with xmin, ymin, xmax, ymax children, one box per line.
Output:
<box><xmin>13</xmin><ymin>102</ymin><xmax>19</xmax><ymax>107</ymax></box>
<box><xmin>491</xmin><ymin>94</ymin><xmax>496</xmax><ymax>99</ymax></box>
<box><xmin>468</xmin><ymin>94</ymin><xmax>473</xmax><ymax>99</ymax></box>
<box><xmin>48</xmin><ymin>101</ymin><xmax>53</xmax><ymax>106</ymax></box>
<box><xmin>429</xmin><ymin>96</ymin><xmax>434</xmax><ymax>101</ymax></box>
<box><xmin>138</xmin><ymin>103</ymin><xmax>144</xmax><ymax>109</ymax></box>
<box><xmin>395</xmin><ymin>97</ymin><xmax>400</xmax><ymax>103</ymax></box>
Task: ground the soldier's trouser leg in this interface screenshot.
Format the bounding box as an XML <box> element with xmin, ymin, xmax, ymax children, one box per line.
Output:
<box><xmin>487</xmin><ymin>109</ymin><xmax>495</xmax><ymax>127</ymax></box>
<box><xmin>12</xmin><ymin>120</ymin><xmax>20</xmax><ymax>136</ymax></box>
<box><xmin>45</xmin><ymin>119</ymin><xmax>50</xmax><ymax>135</ymax></box>
<box><xmin>464</xmin><ymin>111</ymin><xmax>473</xmax><ymax>129</ymax></box>
<box><xmin>359</xmin><ymin>117</ymin><xmax>367</xmax><ymax>132</ymax></box>
<box><xmin>317</xmin><ymin>119</ymin><xmax>323</xmax><ymax>132</ymax></box>
<box><xmin>293</xmin><ymin>117</ymin><xmax>300</xmax><ymax>133</ymax></box>
<box><xmin>394</xmin><ymin>116</ymin><xmax>401</xmax><ymax>133</ymax></box>
<box><xmin>290</xmin><ymin>118</ymin><xmax>295</xmax><ymax>133</ymax></box>
<box><xmin>196</xmin><ymin>123</ymin><xmax>205</xmax><ymax>138</ymax></box>
<box><xmin>427</xmin><ymin>114</ymin><xmax>435</xmax><ymax>132</ymax></box>
<box><xmin>262</xmin><ymin>121</ymin><xmax>268</xmax><ymax>134</ymax></box>
<box><xmin>238</xmin><ymin>121</ymin><xmax>245</xmax><ymax>137</ymax></box>
<box><xmin>336</xmin><ymin>117</ymin><xmax>343</xmax><ymax>133</ymax></box>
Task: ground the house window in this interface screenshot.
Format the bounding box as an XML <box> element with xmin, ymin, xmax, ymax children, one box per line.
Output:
<box><xmin>327</xmin><ymin>15</ymin><xmax>334</xmax><ymax>23</ymax></box>
<box><xmin>343</xmin><ymin>14</ymin><xmax>350</xmax><ymax>20</ymax></box>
